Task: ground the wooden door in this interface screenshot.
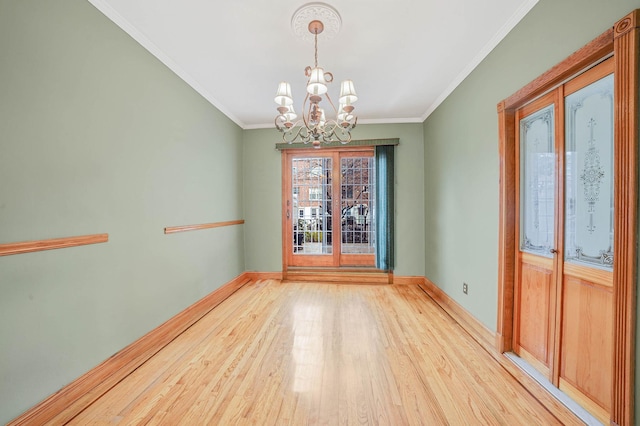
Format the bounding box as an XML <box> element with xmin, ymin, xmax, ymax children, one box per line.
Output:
<box><xmin>283</xmin><ymin>147</ymin><xmax>375</xmax><ymax>269</ymax></box>
<box><xmin>514</xmin><ymin>91</ymin><xmax>561</xmax><ymax>378</ymax></box>
<box><xmin>285</xmin><ymin>152</ymin><xmax>336</xmax><ymax>267</ymax></box>
<box><xmin>557</xmin><ymin>59</ymin><xmax>614</xmax><ymax>422</ymax></box>
<box><xmin>514</xmin><ymin>59</ymin><xmax>614</xmax><ymax>423</ymax></box>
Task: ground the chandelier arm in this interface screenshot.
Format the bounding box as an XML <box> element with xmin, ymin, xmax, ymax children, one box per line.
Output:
<box><xmin>321</xmin><ymin>125</ymin><xmax>334</xmax><ymax>143</ymax></box>
<box><xmin>281</xmin><ymin>125</ymin><xmax>305</xmax><ymax>144</ymax></box>
<box><xmin>302</xmin><ymin>126</ymin><xmax>314</xmax><ymax>144</ymax></box>
<box><xmin>302</xmin><ymin>92</ymin><xmax>312</xmax><ymax>130</ymax></box>
<box><xmin>324</xmin><ymin>93</ymin><xmax>339</xmax><ymax>116</ymax></box>
<box><xmin>275</xmin><ymin>116</ymin><xmax>290</xmax><ymax>132</ymax></box>
<box><xmin>324</xmin><ymin>121</ymin><xmax>353</xmax><ymax>143</ymax></box>
<box><xmin>276</xmin><ymin>117</ymin><xmax>304</xmax><ymax>132</ymax></box>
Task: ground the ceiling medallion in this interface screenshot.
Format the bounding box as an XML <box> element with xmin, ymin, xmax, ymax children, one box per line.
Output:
<box><xmin>275</xmin><ymin>4</ymin><xmax>358</xmax><ymax>148</ymax></box>
<box><xmin>291</xmin><ymin>3</ymin><xmax>341</xmax><ymax>43</ymax></box>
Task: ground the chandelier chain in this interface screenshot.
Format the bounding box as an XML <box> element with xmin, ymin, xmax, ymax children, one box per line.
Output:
<box><xmin>314</xmin><ymin>31</ymin><xmax>318</xmax><ymax>68</ymax></box>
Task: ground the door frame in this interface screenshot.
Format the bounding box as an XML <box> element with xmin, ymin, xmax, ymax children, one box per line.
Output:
<box><xmin>281</xmin><ymin>146</ymin><xmax>375</xmax><ymax>272</ymax></box>
<box><xmin>497</xmin><ymin>10</ymin><xmax>639</xmax><ymax>426</ymax></box>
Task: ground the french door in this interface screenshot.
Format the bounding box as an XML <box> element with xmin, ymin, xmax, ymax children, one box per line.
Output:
<box><xmin>514</xmin><ymin>58</ymin><xmax>614</xmax><ymax>422</ymax></box>
<box><xmin>283</xmin><ymin>147</ymin><xmax>375</xmax><ymax>268</ymax></box>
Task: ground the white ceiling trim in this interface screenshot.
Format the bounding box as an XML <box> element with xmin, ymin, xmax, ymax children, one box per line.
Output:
<box><xmin>87</xmin><ymin>0</ymin><xmax>247</xmax><ymax>129</ymax></box>
<box><xmin>420</xmin><ymin>0</ymin><xmax>539</xmax><ymax>122</ymax></box>
<box><xmin>357</xmin><ymin>117</ymin><xmax>426</xmax><ymax>125</ymax></box>
<box><xmin>244</xmin><ymin>116</ymin><xmax>425</xmax><ymax>130</ymax></box>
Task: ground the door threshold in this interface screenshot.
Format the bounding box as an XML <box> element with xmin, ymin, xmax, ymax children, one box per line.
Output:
<box><xmin>504</xmin><ymin>353</ymin><xmax>603</xmax><ymax>425</ymax></box>
<box><xmin>286</xmin><ymin>266</ymin><xmax>383</xmax><ymax>273</ymax></box>
<box><xmin>283</xmin><ymin>267</ymin><xmax>392</xmax><ymax>284</ymax></box>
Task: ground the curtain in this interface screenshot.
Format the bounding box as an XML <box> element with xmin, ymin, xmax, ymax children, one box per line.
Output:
<box><xmin>375</xmin><ymin>145</ymin><xmax>395</xmax><ymax>270</ymax></box>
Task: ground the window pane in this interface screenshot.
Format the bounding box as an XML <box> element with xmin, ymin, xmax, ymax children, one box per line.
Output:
<box><xmin>520</xmin><ymin>104</ymin><xmax>555</xmax><ymax>256</ymax></box>
<box><xmin>292</xmin><ymin>158</ymin><xmax>332</xmax><ymax>255</ymax></box>
<box><xmin>565</xmin><ymin>74</ymin><xmax>614</xmax><ymax>269</ymax></box>
<box><xmin>341</xmin><ymin>157</ymin><xmax>375</xmax><ymax>254</ymax></box>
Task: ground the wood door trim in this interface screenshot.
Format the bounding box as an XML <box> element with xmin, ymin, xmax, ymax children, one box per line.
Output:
<box><xmin>282</xmin><ymin>152</ymin><xmax>289</xmax><ymax>273</ymax></box>
<box><xmin>512</xmin><ymin>103</ymin><xmax>524</xmax><ymax>358</ymax></box>
<box><xmin>496</xmin><ymin>101</ymin><xmax>516</xmax><ymax>353</ymax></box>
<box><xmin>497</xmin><ymin>10</ymin><xmax>638</xmax><ymax>425</ymax></box>
<box><xmin>503</xmin><ymin>28</ymin><xmax>613</xmax><ymax>111</ymax></box>
<box><xmin>332</xmin><ymin>152</ymin><xmax>341</xmax><ymax>267</ymax></box>
<box><xmin>551</xmin><ymin>85</ymin><xmax>565</xmax><ymax>387</ymax></box>
<box><xmin>0</xmin><ymin>233</ymin><xmax>108</xmax><ymax>256</ymax></box>
<box><xmin>612</xmin><ymin>10</ymin><xmax>640</xmax><ymax>425</ymax></box>
<box><xmin>564</xmin><ymin>57</ymin><xmax>615</xmax><ymax>96</ymax></box>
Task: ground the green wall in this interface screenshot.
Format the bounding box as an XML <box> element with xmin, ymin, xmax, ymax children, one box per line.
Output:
<box><xmin>0</xmin><ymin>0</ymin><xmax>245</xmax><ymax>422</ymax></box>
<box><xmin>4</xmin><ymin>0</ymin><xmax>639</xmax><ymax>422</ymax></box>
<box><xmin>422</xmin><ymin>0</ymin><xmax>640</xmax><ymax>415</ymax></box>
<box><xmin>243</xmin><ymin>123</ymin><xmax>425</xmax><ymax>276</ymax></box>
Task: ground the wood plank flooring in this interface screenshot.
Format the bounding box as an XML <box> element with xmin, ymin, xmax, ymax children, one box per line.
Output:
<box><xmin>69</xmin><ymin>280</ymin><xmax>575</xmax><ymax>425</ymax></box>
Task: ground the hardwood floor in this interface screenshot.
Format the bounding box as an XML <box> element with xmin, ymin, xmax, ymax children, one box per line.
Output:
<box><xmin>69</xmin><ymin>280</ymin><xmax>574</xmax><ymax>425</ymax></box>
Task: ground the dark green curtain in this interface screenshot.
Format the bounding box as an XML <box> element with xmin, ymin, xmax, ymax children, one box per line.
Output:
<box><xmin>375</xmin><ymin>145</ymin><xmax>395</xmax><ymax>271</ymax></box>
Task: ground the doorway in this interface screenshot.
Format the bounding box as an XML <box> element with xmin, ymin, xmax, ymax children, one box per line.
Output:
<box><xmin>513</xmin><ymin>58</ymin><xmax>613</xmax><ymax>422</ymax></box>
<box><xmin>498</xmin><ymin>12</ymin><xmax>639</xmax><ymax>425</ymax></box>
<box><xmin>282</xmin><ymin>147</ymin><xmax>375</xmax><ymax>268</ymax></box>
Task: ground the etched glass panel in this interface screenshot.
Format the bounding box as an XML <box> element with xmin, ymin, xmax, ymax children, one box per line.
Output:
<box><xmin>565</xmin><ymin>74</ymin><xmax>614</xmax><ymax>269</ymax></box>
<box><xmin>292</xmin><ymin>157</ymin><xmax>332</xmax><ymax>255</ymax></box>
<box><xmin>520</xmin><ymin>105</ymin><xmax>555</xmax><ymax>256</ymax></box>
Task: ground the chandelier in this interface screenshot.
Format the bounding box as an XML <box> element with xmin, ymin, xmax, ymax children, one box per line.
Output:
<box><xmin>274</xmin><ymin>17</ymin><xmax>358</xmax><ymax>148</ymax></box>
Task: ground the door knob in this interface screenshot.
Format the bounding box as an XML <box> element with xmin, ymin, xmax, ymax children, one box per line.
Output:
<box><xmin>550</xmin><ymin>248</ymin><xmax>558</xmax><ymax>254</ymax></box>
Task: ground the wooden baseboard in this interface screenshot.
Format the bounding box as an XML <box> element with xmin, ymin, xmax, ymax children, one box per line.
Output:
<box><xmin>8</xmin><ymin>273</ymin><xmax>252</xmax><ymax>426</ymax></box>
<box><xmin>418</xmin><ymin>277</ymin><xmax>496</xmax><ymax>353</ymax></box>
<box><xmin>244</xmin><ymin>271</ymin><xmax>284</xmax><ymax>281</ymax></box>
<box><xmin>392</xmin><ymin>275</ymin><xmax>424</xmax><ymax>285</ymax></box>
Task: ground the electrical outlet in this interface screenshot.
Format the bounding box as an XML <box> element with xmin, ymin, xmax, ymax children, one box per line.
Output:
<box><xmin>463</xmin><ymin>282</ymin><xmax>468</xmax><ymax>294</ymax></box>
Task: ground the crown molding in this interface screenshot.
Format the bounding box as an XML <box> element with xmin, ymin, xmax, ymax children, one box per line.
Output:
<box><xmin>245</xmin><ymin>116</ymin><xmax>424</xmax><ymax>130</ymax></box>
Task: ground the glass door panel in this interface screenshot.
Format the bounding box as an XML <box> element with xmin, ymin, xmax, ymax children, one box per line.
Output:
<box><xmin>520</xmin><ymin>104</ymin><xmax>556</xmax><ymax>256</ymax></box>
<box><xmin>291</xmin><ymin>157</ymin><xmax>333</xmax><ymax>261</ymax></box>
<box><xmin>564</xmin><ymin>73</ymin><xmax>614</xmax><ymax>269</ymax></box>
<box><xmin>340</xmin><ymin>157</ymin><xmax>375</xmax><ymax>254</ymax></box>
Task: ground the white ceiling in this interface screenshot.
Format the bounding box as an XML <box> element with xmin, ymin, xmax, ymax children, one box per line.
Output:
<box><xmin>88</xmin><ymin>0</ymin><xmax>538</xmax><ymax>129</ymax></box>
